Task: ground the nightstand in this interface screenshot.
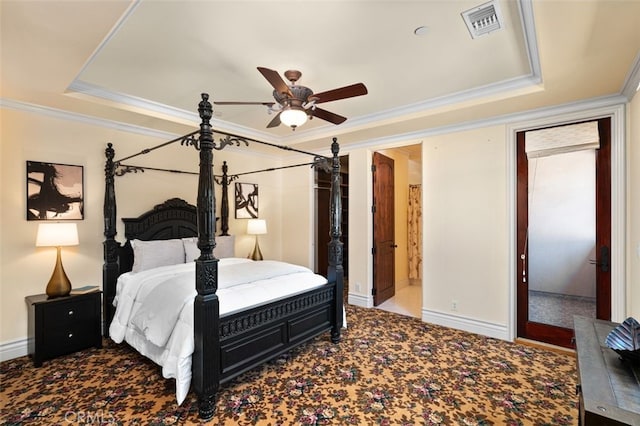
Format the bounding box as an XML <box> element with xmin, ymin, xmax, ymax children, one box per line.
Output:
<box><xmin>25</xmin><ymin>291</ymin><xmax>102</xmax><ymax>367</ymax></box>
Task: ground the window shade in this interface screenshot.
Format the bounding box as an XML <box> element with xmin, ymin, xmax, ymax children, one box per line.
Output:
<box><xmin>525</xmin><ymin>121</ymin><xmax>599</xmax><ymax>159</ymax></box>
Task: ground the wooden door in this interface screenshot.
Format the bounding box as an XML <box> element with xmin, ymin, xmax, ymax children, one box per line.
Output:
<box><xmin>372</xmin><ymin>152</ymin><xmax>395</xmax><ymax>306</ymax></box>
<box><xmin>516</xmin><ymin>118</ymin><xmax>611</xmax><ymax>348</ymax></box>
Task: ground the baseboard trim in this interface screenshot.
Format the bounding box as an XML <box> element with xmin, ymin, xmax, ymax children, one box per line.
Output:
<box><xmin>347</xmin><ymin>293</ymin><xmax>373</xmax><ymax>308</ymax></box>
<box><xmin>0</xmin><ymin>338</ymin><xmax>29</xmax><ymax>362</ymax></box>
<box><xmin>421</xmin><ymin>309</ymin><xmax>509</xmax><ymax>341</ymax></box>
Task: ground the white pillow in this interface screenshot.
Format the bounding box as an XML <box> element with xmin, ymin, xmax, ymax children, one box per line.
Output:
<box><xmin>131</xmin><ymin>238</ymin><xmax>185</xmax><ymax>273</ymax></box>
<box><xmin>215</xmin><ymin>235</ymin><xmax>235</xmax><ymax>259</ymax></box>
<box><xmin>183</xmin><ymin>235</ymin><xmax>235</xmax><ymax>261</ymax></box>
<box><xmin>182</xmin><ymin>237</ymin><xmax>200</xmax><ymax>262</ymax></box>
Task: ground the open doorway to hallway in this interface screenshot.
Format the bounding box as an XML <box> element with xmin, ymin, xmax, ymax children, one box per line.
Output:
<box><xmin>374</xmin><ymin>143</ymin><xmax>423</xmax><ymax>319</ymax></box>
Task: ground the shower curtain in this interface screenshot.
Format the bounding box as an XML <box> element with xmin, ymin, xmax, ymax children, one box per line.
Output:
<box><xmin>408</xmin><ymin>184</ymin><xmax>422</xmax><ymax>280</ymax></box>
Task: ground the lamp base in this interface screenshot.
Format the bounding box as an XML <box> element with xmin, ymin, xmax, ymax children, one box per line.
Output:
<box><xmin>249</xmin><ymin>237</ymin><xmax>263</xmax><ymax>261</ymax></box>
<box><xmin>46</xmin><ymin>246</ymin><xmax>72</xmax><ymax>298</ymax></box>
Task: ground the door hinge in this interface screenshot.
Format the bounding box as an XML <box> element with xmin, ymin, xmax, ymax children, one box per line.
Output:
<box><xmin>372</xmin><ymin>287</ymin><xmax>377</xmax><ymax>296</ymax></box>
<box><xmin>371</xmin><ymin>205</ymin><xmax>376</xmax><ymax>214</ymax></box>
<box><xmin>371</xmin><ymin>164</ymin><xmax>376</xmax><ymax>173</ymax></box>
<box><xmin>371</xmin><ymin>246</ymin><xmax>376</xmax><ymax>255</ymax></box>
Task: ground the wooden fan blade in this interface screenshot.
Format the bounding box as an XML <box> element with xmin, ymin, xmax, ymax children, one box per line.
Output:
<box><xmin>214</xmin><ymin>101</ymin><xmax>275</xmax><ymax>106</ymax></box>
<box><xmin>257</xmin><ymin>67</ymin><xmax>292</xmax><ymax>97</ymax></box>
<box><xmin>312</xmin><ymin>83</ymin><xmax>368</xmax><ymax>104</ymax></box>
<box><xmin>266</xmin><ymin>111</ymin><xmax>282</xmax><ymax>128</ymax></box>
<box><xmin>311</xmin><ymin>107</ymin><xmax>347</xmax><ymax>125</ymax></box>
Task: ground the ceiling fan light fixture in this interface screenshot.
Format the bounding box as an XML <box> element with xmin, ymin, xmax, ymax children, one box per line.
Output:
<box><xmin>280</xmin><ymin>106</ymin><xmax>308</xmax><ymax>129</ymax></box>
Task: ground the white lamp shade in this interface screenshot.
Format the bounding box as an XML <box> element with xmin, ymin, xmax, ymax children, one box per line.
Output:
<box><xmin>36</xmin><ymin>223</ymin><xmax>79</xmax><ymax>247</ymax></box>
<box><xmin>247</xmin><ymin>219</ymin><xmax>267</xmax><ymax>235</ymax></box>
<box><xmin>280</xmin><ymin>107</ymin><xmax>308</xmax><ymax>128</ymax></box>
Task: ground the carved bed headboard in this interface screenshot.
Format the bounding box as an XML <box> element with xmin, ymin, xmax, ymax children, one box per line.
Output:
<box><xmin>119</xmin><ymin>198</ymin><xmax>198</xmax><ymax>274</ymax></box>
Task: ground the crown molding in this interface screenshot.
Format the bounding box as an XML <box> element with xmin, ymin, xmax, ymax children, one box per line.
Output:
<box><xmin>340</xmin><ymin>94</ymin><xmax>627</xmax><ymax>153</ymax></box>
<box><xmin>621</xmin><ymin>50</ymin><xmax>640</xmax><ymax>102</ymax></box>
<box><xmin>0</xmin><ymin>97</ymin><xmax>177</xmax><ymax>140</ymax></box>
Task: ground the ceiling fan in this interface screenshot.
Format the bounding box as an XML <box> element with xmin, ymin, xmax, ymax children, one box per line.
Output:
<box><xmin>214</xmin><ymin>67</ymin><xmax>368</xmax><ymax>130</ymax></box>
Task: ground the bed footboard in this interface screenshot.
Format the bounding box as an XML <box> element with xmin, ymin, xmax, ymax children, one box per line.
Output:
<box><xmin>219</xmin><ymin>283</ymin><xmax>337</xmax><ymax>380</ymax></box>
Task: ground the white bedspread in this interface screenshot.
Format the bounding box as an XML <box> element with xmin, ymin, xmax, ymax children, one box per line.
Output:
<box><xmin>109</xmin><ymin>258</ymin><xmax>330</xmax><ymax>404</ymax></box>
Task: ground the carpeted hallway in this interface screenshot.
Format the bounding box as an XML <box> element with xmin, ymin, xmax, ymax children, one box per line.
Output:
<box><xmin>1</xmin><ymin>304</ymin><xmax>578</xmax><ymax>425</ymax></box>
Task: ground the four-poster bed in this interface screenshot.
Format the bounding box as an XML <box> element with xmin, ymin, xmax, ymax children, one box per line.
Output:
<box><xmin>102</xmin><ymin>93</ymin><xmax>344</xmax><ymax>419</ymax></box>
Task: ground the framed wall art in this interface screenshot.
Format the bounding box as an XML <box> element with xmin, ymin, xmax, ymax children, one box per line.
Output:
<box><xmin>27</xmin><ymin>161</ymin><xmax>84</xmax><ymax>220</ymax></box>
<box><xmin>234</xmin><ymin>182</ymin><xmax>258</xmax><ymax>219</ymax></box>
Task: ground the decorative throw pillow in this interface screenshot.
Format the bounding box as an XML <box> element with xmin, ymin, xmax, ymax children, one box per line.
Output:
<box><xmin>131</xmin><ymin>238</ymin><xmax>185</xmax><ymax>272</ymax></box>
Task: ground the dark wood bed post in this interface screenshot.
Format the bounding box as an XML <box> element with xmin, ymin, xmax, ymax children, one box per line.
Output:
<box><xmin>193</xmin><ymin>93</ymin><xmax>220</xmax><ymax>420</ymax></box>
<box><xmin>219</xmin><ymin>161</ymin><xmax>230</xmax><ymax>236</ymax></box>
<box><xmin>103</xmin><ymin>143</ymin><xmax>119</xmax><ymax>338</ymax></box>
<box><xmin>328</xmin><ymin>137</ymin><xmax>344</xmax><ymax>343</ymax></box>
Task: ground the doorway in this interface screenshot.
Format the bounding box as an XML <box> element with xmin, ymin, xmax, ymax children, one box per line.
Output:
<box><xmin>516</xmin><ymin>118</ymin><xmax>611</xmax><ymax>348</ymax></box>
<box><xmin>371</xmin><ymin>146</ymin><xmax>423</xmax><ymax>318</ymax></box>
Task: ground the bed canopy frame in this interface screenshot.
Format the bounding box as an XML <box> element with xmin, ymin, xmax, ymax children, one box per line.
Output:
<box><xmin>103</xmin><ymin>93</ymin><xmax>344</xmax><ymax>419</ymax></box>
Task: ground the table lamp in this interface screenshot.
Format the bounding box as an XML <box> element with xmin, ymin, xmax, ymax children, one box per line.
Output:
<box><xmin>247</xmin><ymin>219</ymin><xmax>267</xmax><ymax>261</ymax></box>
<box><xmin>36</xmin><ymin>223</ymin><xmax>79</xmax><ymax>297</ymax></box>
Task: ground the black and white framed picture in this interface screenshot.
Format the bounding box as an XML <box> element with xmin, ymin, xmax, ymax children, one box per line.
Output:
<box><xmin>27</xmin><ymin>161</ymin><xmax>84</xmax><ymax>220</ymax></box>
<box><xmin>234</xmin><ymin>182</ymin><xmax>258</xmax><ymax>219</ymax></box>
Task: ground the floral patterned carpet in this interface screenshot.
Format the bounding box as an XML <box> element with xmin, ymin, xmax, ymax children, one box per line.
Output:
<box><xmin>1</xmin><ymin>304</ymin><xmax>578</xmax><ymax>425</ymax></box>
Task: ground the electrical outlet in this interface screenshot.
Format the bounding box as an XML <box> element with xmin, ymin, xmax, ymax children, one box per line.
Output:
<box><xmin>356</xmin><ymin>282</ymin><xmax>361</xmax><ymax>292</ymax></box>
<box><xmin>451</xmin><ymin>300</ymin><xmax>458</xmax><ymax>311</ymax></box>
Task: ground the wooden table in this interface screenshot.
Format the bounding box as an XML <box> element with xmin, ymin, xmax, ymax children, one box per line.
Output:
<box><xmin>574</xmin><ymin>316</ymin><xmax>640</xmax><ymax>425</ymax></box>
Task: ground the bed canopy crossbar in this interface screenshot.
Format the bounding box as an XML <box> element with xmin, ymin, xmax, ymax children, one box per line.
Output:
<box><xmin>112</xmin><ymin>127</ymin><xmax>330</xmax><ymax>168</ymax></box>
<box><xmin>111</xmin><ymin>148</ymin><xmax>329</xmax><ymax>238</ymax></box>
<box><xmin>110</xmin><ymin>123</ymin><xmax>331</xmax><ymax>239</ymax></box>
<box><xmin>114</xmin><ymin>158</ymin><xmax>329</xmax><ymax>178</ymax></box>
<box><xmin>103</xmin><ymin>93</ymin><xmax>344</xmax><ymax>419</ymax></box>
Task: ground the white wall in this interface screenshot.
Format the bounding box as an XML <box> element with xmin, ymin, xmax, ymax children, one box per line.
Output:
<box><xmin>346</xmin><ymin>126</ymin><xmax>510</xmax><ymax>333</ymax></box>
<box><xmin>280</xmin><ymin>157</ymin><xmax>315</xmax><ymax>268</ymax></box>
<box><xmin>421</xmin><ymin>126</ymin><xmax>509</xmax><ymax>327</ymax></box>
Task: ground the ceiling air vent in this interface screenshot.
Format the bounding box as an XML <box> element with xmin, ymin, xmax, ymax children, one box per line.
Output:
<box><xmin>461</xmin><ymin>0</ymin><xmax>503</xmax><ymax>39</ymax></box>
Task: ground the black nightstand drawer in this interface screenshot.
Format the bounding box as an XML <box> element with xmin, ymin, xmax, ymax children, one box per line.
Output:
<box><xmin>42</xmin><ymin>322</ymin><xmax>97</xmax><ymax>358</ymax></box>
<box><xmin>26</xmin><ymin>291</ymin><xmax>102</xmax><ymax>367</ymax></box>
<box><xmin>43</xmin><ymin>298</ymin><xmax>95</xmax><ymax>326</ymax></box>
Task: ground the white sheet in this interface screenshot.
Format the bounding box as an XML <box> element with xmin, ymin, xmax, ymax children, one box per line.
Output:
<box><xmin>109</xmin><ymin>257</ymin><xmax>331</xmax><ymax>404</ymax></box>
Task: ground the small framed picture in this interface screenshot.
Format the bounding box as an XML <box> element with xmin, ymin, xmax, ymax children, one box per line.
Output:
<box><xmin>235</xmin><ymin>182</ymin><xmax>258</xmax><ymax>219</ymax></box>
<box><xmin>27</xmin><ymin>161</ymin><xmax>84</xmax><ymax>220</ymax></box>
